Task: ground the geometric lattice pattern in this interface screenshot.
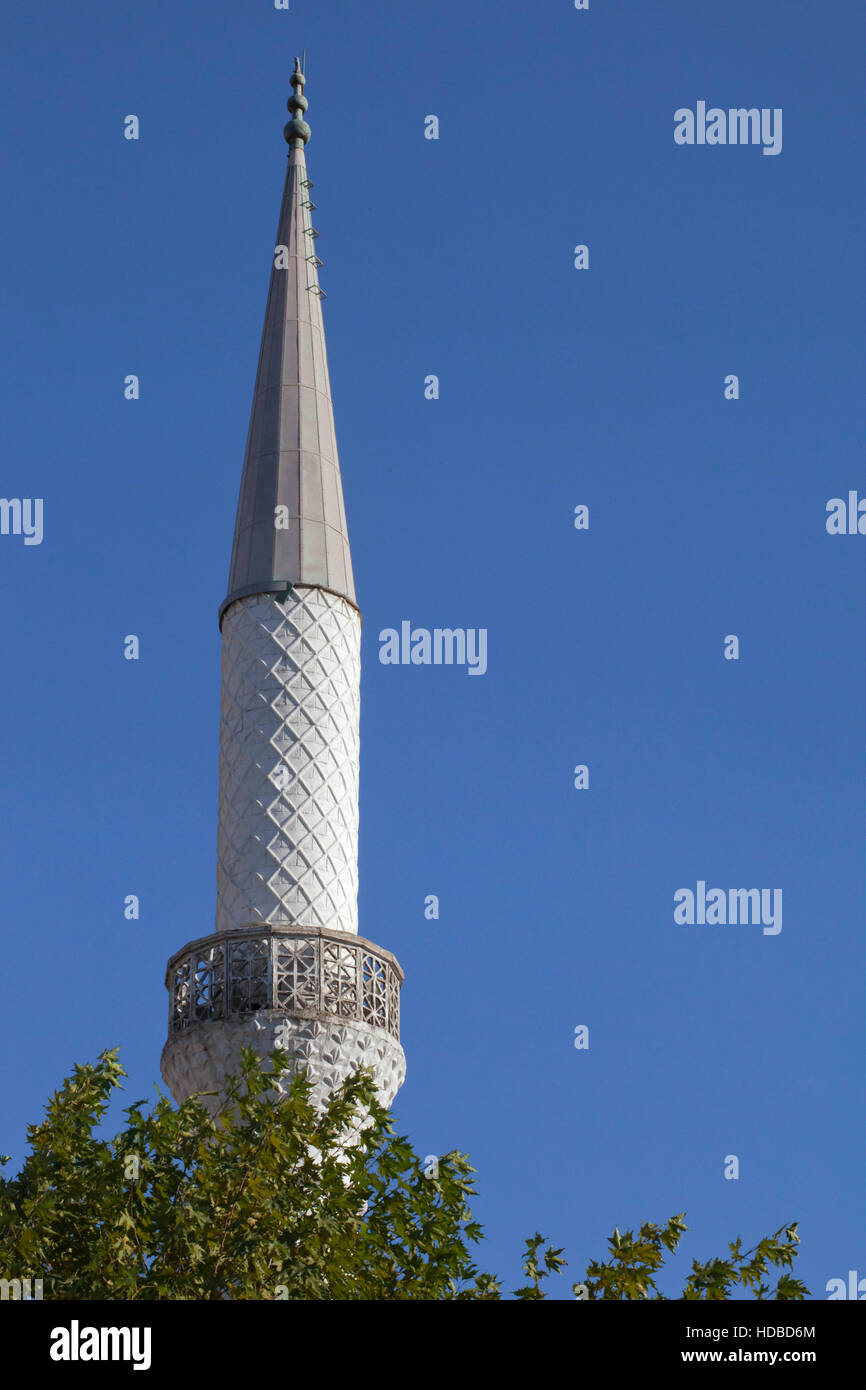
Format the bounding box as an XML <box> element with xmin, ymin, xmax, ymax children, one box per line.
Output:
<box><xmin>168</xmin><ymin>926</ymin><xmax>401</xmax><ymax>1042</ymax></box>
<box><xmin>216</xmin><ymin>586</ymin><xmax>360</xmax><ymax>935</ymax></box>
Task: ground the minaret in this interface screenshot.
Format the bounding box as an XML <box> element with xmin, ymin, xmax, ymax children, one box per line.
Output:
<box><xmin>161</xmin><ymin>61</ymin><xmax>406</xmax><ymax>1114</ymax></box>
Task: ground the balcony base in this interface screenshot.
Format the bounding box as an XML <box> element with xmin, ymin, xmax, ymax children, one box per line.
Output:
<box><xmin>161</xmin><ymin>1008</ymin><xmax>406</xmax><ymax>1116</ymax></box>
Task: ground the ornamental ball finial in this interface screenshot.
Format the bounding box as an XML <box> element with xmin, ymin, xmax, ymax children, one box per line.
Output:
<box><xmin>285</xmin><ymin>55</ymin><xmax>311</xmax><ymax>145</ymax></box>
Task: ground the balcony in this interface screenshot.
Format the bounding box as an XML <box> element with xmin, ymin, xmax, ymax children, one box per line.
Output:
<box><xmin>166</xmin><ymin>925</ymin><xmax>402</xmax><ymax>1042</ymax></box>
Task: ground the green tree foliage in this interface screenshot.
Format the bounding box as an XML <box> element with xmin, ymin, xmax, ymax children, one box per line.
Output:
<box><xmin>572</xmin><ymin>1214</ymin><xmax>806</xmax><ymax>1300</ymax></box>
<box><xmin>0</xmin><ymin>1049</ymin><xmax>808</xmax><ymax>1301</ymax></box>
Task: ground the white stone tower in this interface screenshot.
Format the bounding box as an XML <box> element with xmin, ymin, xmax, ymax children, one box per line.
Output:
<box><xmin>161</xmin><ymin>61</ymin><xmax>405</xmax><ymax>1114</ymax></box>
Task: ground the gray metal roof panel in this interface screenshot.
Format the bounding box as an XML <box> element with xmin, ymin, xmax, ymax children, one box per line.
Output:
<box><xmin>222</xmin><ymin>138</ymin><xmax>356</xmax><ymax>623</ymax></box>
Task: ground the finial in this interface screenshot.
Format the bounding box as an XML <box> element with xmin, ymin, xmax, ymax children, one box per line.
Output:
<box><xmin>284</xmin><ymin>56</ymin><xmax>311</xmax><ymax>148</ymax></box>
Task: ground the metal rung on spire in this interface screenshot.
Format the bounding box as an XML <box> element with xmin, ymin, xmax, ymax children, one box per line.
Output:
<box><xmin>306</xmin><ymin>227</ymin><xmax>320</xmax><ymax>239</ymax></box>
<box><xmin>306</xmin><ymin>254</ymin><xmax>324</xmax><ymax>268</ymax></box>
<box><xmin>301</xmin><ymin>178</ymin><xmax>315</xmax><ymax>189</ymax></box>
<box><xmin>301</xmin><ymin>199</ymin><xmax>317</xmax><ymax>211</ymax></box>
<box><xmin>308</xmin><ymin>284</ymin><xmax>327</xmax><ymax>299</ymax></box>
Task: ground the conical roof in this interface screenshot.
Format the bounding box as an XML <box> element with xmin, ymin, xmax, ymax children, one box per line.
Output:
<box><xmin>220</xmin><ymin>64</ymin><xmax>355</xmax><ymax>623</ymax></box>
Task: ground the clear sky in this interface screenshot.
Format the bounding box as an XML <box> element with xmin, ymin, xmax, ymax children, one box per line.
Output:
<box><xmin>1</xmin><ymin>0</ymin><xmax>863</xmax><ymax>1299</ymax></box>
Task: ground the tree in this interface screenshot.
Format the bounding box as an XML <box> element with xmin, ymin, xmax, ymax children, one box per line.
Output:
<box><xmin>0</xmin><ymin>1048</ymin><xmax>808</xmax><ymax>1300</ymax></box>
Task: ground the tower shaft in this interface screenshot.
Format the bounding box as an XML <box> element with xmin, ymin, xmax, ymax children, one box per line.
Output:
<box><xmin>216</xmin><ymin>587</ymin><xmax>361</xmax><ymax>937</ymax></box>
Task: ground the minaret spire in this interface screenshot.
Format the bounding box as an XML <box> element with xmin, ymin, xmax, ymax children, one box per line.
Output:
<box><xmin>221</xmin><ymin>58</ymin><xmax>354</xmax><ymax>623</ymax></box>
<box><xmin>160</xmin><ymin>69</ymin><xmax>405</xmax><ymax>1116</ymax></box>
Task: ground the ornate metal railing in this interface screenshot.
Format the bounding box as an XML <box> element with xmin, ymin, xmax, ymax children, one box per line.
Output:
<box><xmin>166</xmin><ymin>927</ymin><xmax>401</xmax><ymax>1041</ymax></box>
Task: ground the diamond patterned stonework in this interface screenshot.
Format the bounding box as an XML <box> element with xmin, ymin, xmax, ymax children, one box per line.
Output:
<box><xmin>216</xmin><ymin>586</ymin><xmax>361</xmax><ymax>936</ymax></box>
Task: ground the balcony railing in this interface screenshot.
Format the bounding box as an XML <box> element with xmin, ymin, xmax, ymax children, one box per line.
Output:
<box><xmin>166</xmin><ymin>926</ymin><xmax>401</xmax><ymax>1042</ymax></box>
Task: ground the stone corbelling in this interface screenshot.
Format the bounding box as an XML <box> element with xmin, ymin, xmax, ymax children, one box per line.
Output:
<box><xmin>161</xmin><ymin>1012</ymin><xmax>406</xmax><ymax>1116</ymax></box>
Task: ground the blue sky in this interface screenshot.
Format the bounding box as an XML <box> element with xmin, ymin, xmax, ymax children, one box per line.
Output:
<box><xmin>1</xmin><ymin>0</ymin><xmax>864</xmax><ymax>1298</ymax></box>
